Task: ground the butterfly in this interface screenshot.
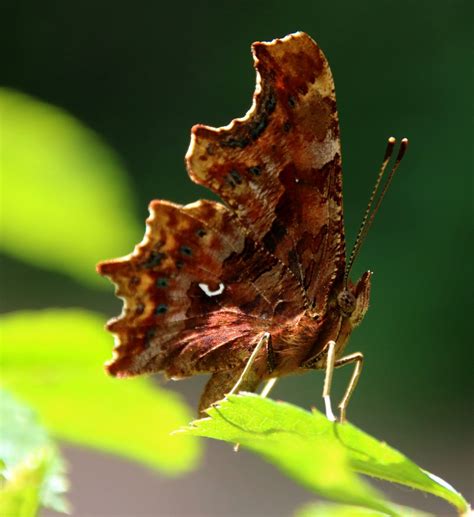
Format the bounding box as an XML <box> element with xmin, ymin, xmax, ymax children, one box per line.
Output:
<box><xmin>97</xmin><ymin>32</ymin><xmax>407</xmax><ymax>422</ymax></box>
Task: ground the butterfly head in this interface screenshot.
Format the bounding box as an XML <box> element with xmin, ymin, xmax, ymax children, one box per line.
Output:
<box><xmin>337</xmin><ymin>271</ymin><xmax>371</xmax><ymax>328</ymax></box>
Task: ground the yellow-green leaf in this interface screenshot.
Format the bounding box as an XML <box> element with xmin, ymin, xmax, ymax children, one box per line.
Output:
<box><xmin>181</xmin><ymin>394</ymin><xmax>396</xmax><ymax>516</ymax></box>
<box><xmin>0</xmin><ymin>389</ymin><xmax>69</xmax><ymax>513</ymax></box>
<box><xmin>180</xmin><ymin>394</ymin><xmax>469</xmax><ymax>516</ymax></box>
<box><xmin>0</xmin><ymin>309</ymin><xmax>200</xmax><ymax>475</ymax></box>
<box><xmin>0</xmin><ymin>449</ymin><xmax>52</xmax><ymax>517</ymax></box>
<box><xmin>0</xmin><ymin>88</ymin><xmax>142</xmax><ymax>288</ymax></box>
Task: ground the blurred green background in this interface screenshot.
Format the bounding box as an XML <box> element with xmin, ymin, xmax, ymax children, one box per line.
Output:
<box><xmin>2</xmin><ymin>0</ymin><xmax>472</xmax><ymax>515</ymax></box>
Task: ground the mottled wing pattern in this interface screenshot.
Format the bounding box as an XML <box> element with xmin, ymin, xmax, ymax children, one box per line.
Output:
<box><xmin>98</xmin><ymin>199</ymin><xmax>306</xmax><ymax>379</ymax></box>
<box><xmin>186</xmin><ymin>32</ymin><xmax>345</xmax><ymax>315</ymax></box>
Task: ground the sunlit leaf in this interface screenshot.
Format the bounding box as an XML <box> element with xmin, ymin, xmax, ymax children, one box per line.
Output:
<box><xmin>295</xmin><ymin>502</ymin><xmax>432</xmax><ymax>517</ymax></box>
<box><xmin>0</xmin><ymin>309</ymin><xmax>200</xmax><ymax>475</ymax></box>
<box><xmin>0</xmin><ymin>88</ymin><xmax>142</xmax><ymax>288</ymax></box>
<box><xmin>181</xmin><ymin>394</ymin><xmax>396</xmax><ymax>516</ymax></box>
<box><xmin>332</xmin><ymin>409</ymin><xmax>468</xmax><ymax>514</ymax></box>
<box><xmin>181</xmin><ymin>394</ymin><xmax>469</xmax><ymax>516</ymax></box>
<box><xmin>0</xmin><ymin>390</ymin><xmax>69</xmax><ymax>513</ymax></box>
<box><xmin>0</xmin><ymin>449</ymin><xmax>52</xmax><ymax>517</ymax></box>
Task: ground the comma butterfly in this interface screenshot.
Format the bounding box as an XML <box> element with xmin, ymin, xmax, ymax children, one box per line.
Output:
<box><xmin>97</xmin><ymin>32</ymin><xmax>407</xmax><ymax>421</ymax></box>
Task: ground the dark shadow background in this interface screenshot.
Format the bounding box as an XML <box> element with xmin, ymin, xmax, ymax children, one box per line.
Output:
<box><xmin>2</xmin><ymin>0</ymin><xmax>473</xmax><ymax>515</ymax></box>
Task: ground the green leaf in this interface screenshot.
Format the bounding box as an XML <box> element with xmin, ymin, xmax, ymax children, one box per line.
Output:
<box><xmin>0</xmin><ymin>449</ymin><xmax>53</xmax><ymax>517</ymax></box>
<box><xmin>181</xmin><ymin>394</ymin><xmax>396</xmax><ymax>516</ymax></box>
<box><xmin>0</xmin><ymin>390</ymin><xmax>69</xmax><ymax>513</ymax></box>
<box><xmin>332</xmin><ymin>409</ymin><xmax>469</xmax><ymax>514</ymax></box>
<box><xmin>181</xmin><ymin>394</ymin><xmax>470</xmax><ymax>516</ymax></box>
<box><xmin>0</xmin><ymin>88</ymin><xmax>142</xmax><ymax>288</ymax></box>
<box><xmin>295</xmin><ymin>502</ymin><xmax>432</xmax><ymax>517</ymax></box>
<box><xmin>0</xmin><ymin>309</ymin><xmax>200</xmax><ymax>475</ymax></box>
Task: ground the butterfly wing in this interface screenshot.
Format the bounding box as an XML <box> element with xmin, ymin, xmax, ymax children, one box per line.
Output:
<box><xmin>186</xmin><ymin>32</ymin><xmax>346</xmax><ymax>315</ymax></box>
<box><xmin>98</xmin><ymin>199</ymin><xmax>306</xmax><ymax>379</ymax></box>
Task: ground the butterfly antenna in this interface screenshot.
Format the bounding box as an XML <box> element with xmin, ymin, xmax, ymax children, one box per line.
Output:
<box><xmin>344</xmin><ymin>137</ymin><xmax>396</xmax><ymax>286</ymax></box>
<box><xmin>344</xmin><ymin>137</ymin><xmax>409</xmax><ymax>287</ymax></box>
<box><xmin>357</xmin><ymin>138</ymin><xmax>409</xmax><ymax>255</ymax></box>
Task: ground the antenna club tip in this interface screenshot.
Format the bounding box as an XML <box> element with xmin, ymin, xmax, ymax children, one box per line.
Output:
<box><xmin>388</xmin><ymin>136</ymin><xmax>396</xmax><ymax>144</ymax></box>
<box><xmin>401</xmin><ymin>137</ymin><xmax>409</xmax><ymax>145</ymax></box>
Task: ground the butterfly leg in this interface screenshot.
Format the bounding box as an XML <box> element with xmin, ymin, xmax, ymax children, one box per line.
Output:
<box><xmin>199</xmin><ymin>369</ymin><xmax>261</xmax><ymax>416</ymax></box>
<box><xmin>198</xmin><ymin>332</ymin><xmax>272</xmax><ymax>416</ymax></box>
<box><xmin>260</xmin><ymin>377</ymin><xmax>278</xmax><ymax>398</ymax></box>
<box><xmin>230</xmin><ymin>332</ymin><xmax>273</xmax><ymax>453</ymax></box>
<box><xmin>260</xmin><ymin>334</ymin><xmax>277</xmax><ymax>397</ymax></box>
<box><xmin>322</xmin><ymin>340</ymin><xmax>337</xmax><ymax>422</ymax></box>
<box><xmin>322</xmin><ymin>342</ymin><xmax>364</xmax><ymax>423</ymax></box>
<box><xmin>335</xmin><ymin>352</ymin><xmax>364</xmax><ymax>423</ymax></box>
<box><xmin>228</xmin><ymin>331</ymin><xmax>271</xmax><ymax>396</ymax></box>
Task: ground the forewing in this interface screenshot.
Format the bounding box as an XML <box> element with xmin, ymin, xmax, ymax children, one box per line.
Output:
<box><xmin>97</xmin><ymin>200</ymin><xmax>305</xmax><ymax>378</ymax></box>
<box><xmin>186</xmin><ymin>32</ymin><xmax>345</xmax><ymax>314</ymax></box>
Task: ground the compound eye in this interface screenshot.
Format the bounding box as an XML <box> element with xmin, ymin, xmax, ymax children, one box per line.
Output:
<box><xmin>337</xmin><ymin>290</ymin><xmax>356</xmax><ymax>316</ymax></box>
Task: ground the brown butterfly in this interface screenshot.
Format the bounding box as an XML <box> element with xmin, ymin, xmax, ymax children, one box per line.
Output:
<box><xmin>97</xmin><ymin>32</ymin><xmax>407</xmax><ymax>422</ymax></box>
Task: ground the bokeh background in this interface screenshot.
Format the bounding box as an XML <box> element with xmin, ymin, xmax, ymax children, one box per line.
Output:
<box><xmin>2</xmin><ymin>0</ymin><xmax>472</xmax><ymax>515</ymax></box>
